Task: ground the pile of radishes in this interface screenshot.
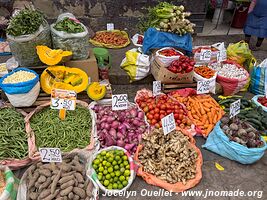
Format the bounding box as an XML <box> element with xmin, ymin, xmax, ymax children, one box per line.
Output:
<box><xmin>92</xmin><ymin>104</ymin><xmax>147</xmax><ymax>154</ymax></box>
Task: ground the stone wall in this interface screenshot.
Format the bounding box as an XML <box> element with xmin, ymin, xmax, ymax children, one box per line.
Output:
<box><xmin>9</xmin><ymin>0</ymin><xmax>207</xmax><ymax>35</ymax></box>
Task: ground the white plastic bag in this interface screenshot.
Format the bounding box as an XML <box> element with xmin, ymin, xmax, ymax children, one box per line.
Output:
<box><xmin>120</xmin><ymin>48</ymin><xmax>150</xmax><ymax>82</ymax></box>
<box><xmin>51</xmin><ymin>13</ymin><xmax>89</xmax><ymax>60</ymax></box>
<box><xmin>155</xmin><ymin>47</ymin><xmax>183</xmax><ymax>67</ymax></box>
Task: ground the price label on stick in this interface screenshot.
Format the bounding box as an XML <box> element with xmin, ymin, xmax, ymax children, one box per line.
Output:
<box><xmin>229</xmin><ymin>99</ymin><xmax>241</xmax><ymax>118</ymax></box>
<box><xmin>51</xmin><ymin>89</ymin><xmax>77</xmax><ymax>110</ymax></box>
<box><xmin>153</xmin><ymin>81</ymin><xmax>161</xmax><ymax>96</ymax></box>
<box><xmin>107</xmin><ymin>23</ymin><xmax>114</xmax><ymax>31</ymax></box>
<box><xmin>200</xmin><ymin>49</ymin><xmax>212</xmax><ymax>61</ymax></box>
<box><xmin>39</xmin><ymin>148</ymin><xmax>62</xmax><ymax>163</ymax></box>
<box><xmin>161</xmin><ymin>113</ymin><xmax>176</xmax><ymax>135</ymax></box>
<box><xmin>112</xmin><ymin>94</ymin><xmax>128</xmax><ymax>110</ymax></box>
<box><xmin>197</xmin><ymin>80</ymin><xmax>215</xmax><ymax>94</ymax></box>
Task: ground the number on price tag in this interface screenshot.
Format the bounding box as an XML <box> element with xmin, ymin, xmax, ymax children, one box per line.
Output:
<box><xmin>39</xmin><ymin>148</ymin><xmax>62</xmax><ymax>163</ymax></box>
<box><xmin>161</xmin><ymin>113</ymin><xmax>176</xmax><ymax>135</ymax></box>
<box><xmin>51</xmin><ymin>89</ymin><xmax>76</xmax><ymax>110</ymax></box>
<box><xmin>229</xmin><ymin>99</ymin><xmax>241</xmax><ymax>118</ymax></box>
<box><xmin>112</xmin><ymin>94</ymin><xmax>128</xmax><ymax>110</ymax></box>
<box><xmin>107</xmin><ymin>23</ymin><xmax>114</xmax><ymax>31</ymax></box>
<box><xmin>153</xmin><ymin>81</ymin><xmax>161</xmax><ymax>96</ymax></box>
<box><xmin>197</xmin><ymin>80</ymin><xmax>215</xmax><ymax>94</ymax></box>
<box><xmin>217</xmin><ymin>50</ymin><xmax>227</xmax><ymax>62</ymax></box>
<box><xmin>200</xmin><ymin>49</ymin><xmax>212</xmax><ymax>61</ymax></box>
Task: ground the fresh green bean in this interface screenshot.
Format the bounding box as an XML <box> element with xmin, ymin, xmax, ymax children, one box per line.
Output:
<box><xmin>0</xmin><ymin>108</ymin><xmax>28</xmax><ymax>160</ymax></box>
<box><xmin>30</xmin><ymin>106</ymin><xmax>92</xmax><ymax>152</ymax></box>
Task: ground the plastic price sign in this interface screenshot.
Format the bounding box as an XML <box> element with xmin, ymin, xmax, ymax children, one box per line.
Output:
<box><xmin>51</xmin><ymin>89</ymin><xmax>77</xmax><ymax>111</ymax></box>
<box><xmin>107</xmin><ymin>23</ymin><xmax>114</xmax><ymax>31</ymax></box>
<box><xmin>39</xmin><ymin>148</ymin><xmax>62</xmax><ymax>163</ymax></box>
<box><xmin>153</xmin><ymin>81</ymin><xmax>161</xmax><ymax>96</ymax></box>
<box><xmin>161</xmin><ymin>113</ymin><xmax>176</xmax><ymax>135</ymax></box>
<box><xmin>197</xmin><ymin>80</ymin><xmax>215</xmax><ymax>94</ymax></box>
<box><xmin>229</xmin><ymin>99</ymin><xmax>241</xmax><ymax>118</ymax></box>
<box><xmin>112</xmin><ymin>94</ymin><xmax>128</xmax><ymax>110</ymax></box>
<box><xmin>200</xmin><ymin>49</ymin><xmax>212</xmax><ymax>61</ymax></box>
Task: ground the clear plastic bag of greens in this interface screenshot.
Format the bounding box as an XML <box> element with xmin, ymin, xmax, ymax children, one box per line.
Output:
<box><xmin>6</xmin><ymin>21</ymin><xmax>52</xmax><ymax>67</ymax></box>
<box><xmin>51</xmin><ymin>13</ymin><xmax>89</xmax><ymax>60</ymax></box>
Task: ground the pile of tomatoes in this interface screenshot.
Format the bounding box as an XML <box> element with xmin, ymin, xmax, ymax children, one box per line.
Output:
<box><xmin>257</xmin><ymin>96</ymin><xmax>267</xmax><ymax>107</ymax></box>
<box><xmin>136</xmin><ymin>94</ymin><xmax>192</xmax><ymax>129</ymax></box>
<box><xmin>167</xmin><ymin>55</ymin><xmax>195</xmax><ymax>74</ymax></box>
<box><xmin>158</xmin><ymin>48</ymin><xmax>182</xmax><ymax>57</ymax></box>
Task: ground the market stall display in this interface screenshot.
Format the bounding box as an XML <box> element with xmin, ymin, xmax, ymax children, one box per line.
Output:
<box><xmin>208</xmin><ymin>60</ymin><xmax>250</xmax><ymax>96</ymax></box>
<box><xmin>26</xmin><ymin>101</ymin><xmax>94</xmax><ymax>155</ymax></box>
<box><xmin>90</xmin><ymin>30</ymin><xmax>130</xmax><ymax>49</ymax></box>
<box><xmin>51</xmin><ymin>13</ymin><xmax>89</xmax><ymax>60</ymax></box>
<box><xmin>138</xmin><ymin>2</ymin><xmax>195</xmax><ymax>35</ymax></box>
<box><xmin>0</xmin><ymin>106</ymin><xmax>33</xmax><ymax>169</ymax></box>
<box><xmin>90</xmin><ymin>146</ymin><xmax>134</xmax><ymax>193</ymax></box>
<box><xmin>90</xmin><ymin>100</ymin><xmax>147</xmax><ymax>154</ymax></box>
<box><xmin>0</xmin><ymin>68</ymin><xmax>40</xmax><ymax>107</ymax></box>
<box><xmin>0</xmin><ymin>165</ymin><xmax>18</xmax><ymax>200</ymax></box>
<box><xmin>40</xmin><ymin>66</ymin><xmax>88</xmax><ymax>94</ymax></box>
<box><xmin>169</xmin><ymin>89</ymin><xmax>224</xmax><ymax>137</ymax></box>
<box><xmin>203</xmin><ymin>116</ymin><xmax>267</xmax><ymax>164</ymax></box>
<box><xmin>6</xmin><ymin>7</ymin><xmax>52</xmax><ymax>67</ymax></box>
<box><xmin>135</xmin><ymin>128</ymin><xmax>202</xmax><ymax>192</ymax></box>
<box><xmin>17</xmin><ymin>153</ymin><xmax>98</xmax><ymax>200</ymax></box>
<box><xmin>167</xmin><ymin>55</ymin><xmax>194</xmax><ymax>74</ymax></box>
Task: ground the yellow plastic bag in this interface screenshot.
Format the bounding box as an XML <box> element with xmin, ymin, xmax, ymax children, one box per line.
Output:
<box><xmin>89</xmin><ymin>30</ymin><xmax>130</xmax><ymax>49</ymax></box>
<box><xmin>120</xmin><ymin>49</ymin><xmax>150</xmax><ymax>82</ymax></box>
<box><xmin>227</xmin><ymin>41</ymin><xmax>252</xmax><ymax>65</ymax></box>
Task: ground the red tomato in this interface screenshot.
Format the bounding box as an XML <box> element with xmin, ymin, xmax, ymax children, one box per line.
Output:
<box><xmin>148</xmin><ymin>104</ymin><xmax>154</xmax><ymax>110</ymax></box>
<box><xmin>160</xmin><ymin>104</ymin><xmax>167</xmax><ymax>110</ymax></box>
<box><xmin>154</xmin><ymin>108</ymin><xmax>160</xmax><ymax>113</ymax></box>
<box><xmin>150</xmin><ymin>110</ymin><xmax>155</xmax><ymax>115</ymax></box>
<box><xmin>140</xmin><ymin>102</ymin><xmax>147</xmax><ymax>109</ymax></box>
<box><xmin>147</xmin><ymin>114</ymin><xmax>154</xmax><ymax>120</ymax></box>
<box><xmin>151</xmin><ymin>119</ymin><xmax>157</xmax><ymax>125</ymax></box>
<box><xmin>154</xmin><ymin>113</ymin><xmax>160</xmax><ymax>120</ymax></box>
<box><xmin>160</xmin><ymin>114</ymin><xmax>165</xmax><ymax>119</ymax></box>
<box><xmin>174</xmin><ymin>113</ymin><xmax>179</xmax><ymax>119</ymax></box>
<box><xmin>143</xmin><ymin>106</ymin><xmax>149</xmax><ymax>113</ymax></box>
<box><xmin>166</xmin><ymin>110</ymin><xmax>172</xmax><ymax>114</ymax></box>
<box><xmin>178</xmin><ymin>114</ymin><xmax>184</xmax><ymax>120</ymax></box>
<box><xmin>176</xmin><ymin>119</ymin><xmax>181</xmax><ymax>124</ymax></box>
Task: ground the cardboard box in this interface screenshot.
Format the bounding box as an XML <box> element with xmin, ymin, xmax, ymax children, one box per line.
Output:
<box><xmin>151</xmin><ymin>56</ymin><xmax>194</xmax><ymax>84</ymax></box>
<box><xmin>65</xmin><ymin>49</ymin><xmax>99</xmax><ymax>82</ymax></box>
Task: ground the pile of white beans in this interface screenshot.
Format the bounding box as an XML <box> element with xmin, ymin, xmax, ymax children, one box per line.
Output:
<box><xmin>3</xmin><ymin>70</ymin><xmax>36</xmax><ymax>84</ymax></box>
<box><xmin>209</xmin><ymin>62</ymin><xmax>247</xmax><ymax>79</ymax></box>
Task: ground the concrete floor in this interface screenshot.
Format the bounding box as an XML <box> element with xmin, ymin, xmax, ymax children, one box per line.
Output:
<box><xmin>0</xmin><ymin>34</ymin><xmax>266</xmax><ymax>200</ymax></box>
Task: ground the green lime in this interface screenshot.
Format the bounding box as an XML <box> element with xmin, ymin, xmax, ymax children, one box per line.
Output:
<box><xmin>98</xmin><ymin>172</ymin><xmax>103</xmax><ymax>176</ymax></box>
<box><xmin>112</xmin><ymin>160</ymin><xmax>117</xmax><ymax>166</ymax></box>
<box><xmin>102</xmin><ymin>160</ymin><xmax>107</xmax><ymax>166</ymax></box>
<box><xmin>120</xmin><ymin>163</ymin><xmax>124</xmax><ymax>168</ymax></box>
<box><xmin>104</xmin><ymin>180</ymin><xmax>109</xmax><ymax>186</ymax></box>
<box><xmin>113</xmin><ymin>183</ymin><xmax>118</xmax><ymax>189</ymax></box>
<box><xmin>110</xmin><ymin>172</ymin><xmax>115</xmax><ymax>177</ymax></box>
<box><xmin>108</xmin><ymin>167</ymin><xmax>113</xmax><ymax>173</ymax></box>
<box><xmin>119</xmin><ymin>176</ymin><xmax>125</xmax><ymax>181</ymax></box>
<box><xmin>115</xmin><ymin>171</ymin><xmax>121</xmax><ymax>177</ymax></box>
<box><xmin>114</xmin><ymin>165</ymin><xmax>119</xmax><ymax>170</ymax></box>
<box><xmin>122</xmin><ymin>180</ymin><xmax>128</xmax><ymax>186</ymax></box>
<box><xmin>118</xmin><ymin>184</ymin><xmax>124</xmax><ymax>189</ymax></box>
<box><xmin>124</xmin><ymin>170</ymin><xmax>130</xmax><ymax>176</ymax></box>
<box><xmin>122</xmin><ymin>155</ymin><xmax>128</xmax><ymax>161</ymax></box>
<box><xmin>126</xmin><ymin>176</ymin><xmax>129</xmax><ymax>181</ymax></box>
<box><xmin>105</xmin><ymin>174</ymin><xmax>111</xmax><ymax>180</ymax></box>
<box><xmin>125</xmin><ymin>164</ymin><xmax>130</xmax><ymax>170</ymax></box>
<box><xmin>106</xmin><ymin>162</ymin><xmax>111</xmax><ymax>167</ymax></box>
<box><xmin>123</xmin><ymin>161</ymin><xmax>129</xmax><ymax>166</ymax></box>
<box><xmin>120</xmin><ymin>168</ymin><xmax>125</xmax><ymax>173</ymax></box>
<box><xmin>93</xmin><ymin>164</ymin><xmax>98</xmax><ymax>169</ymax></box>
<box><xmin>106</xmin><ymin>152</ymin><xmax>111</xmax><ymax>158</ymax></box>
<box><xmin>119</xmin><ymin>150</ymin><xmax>124</xmax><ymax>156</ymax></box>
<box><xmin>115</xmin><ymin>156</ymin><xmax>120</xmax><ymax>161</ymax></box>
<box><xmin>108</xmin><ymin>157</ymin><xmax>113</xmax><ymax>163</ymax></box>
<box><xmin>93</xmin><ymin>159</ymin><xmax>100</xmax><ymax>165</ymax></box>
<box><xmin>118</xmin><ymin>160</ymin><xmax>122</xmax><ymax>164</ymax></box>
<box><xmin>97</xmin><ymin>174</ymin><xmax>103</xmax><ymax>181</ymax></box>
<box><xmin>101</xmin><ymin>150</ymin><xmax>107</xmax><ymax>156</ymax></box>
<box><xmin>98</xmin><ymin>167</ymin><xmax>104</xmax><ymax>172</ymax></box>
<box><xmin>114</xmin><ymin>177</ymin><xmax>119</xmax><ymax>182</ymax></box>
<box><xmin>107</xmin><ymin>184</ymin><xmax>113</xmax><ymax>190</ymax></box>
<box><xmin>103</xmin><ymin>170</ymin><xmax>108</xmax><ymax>175</ymax></box>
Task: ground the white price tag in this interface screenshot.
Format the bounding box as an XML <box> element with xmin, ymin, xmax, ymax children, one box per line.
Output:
<box><xmin>51</xmin><ymin>89</ymin><xmax>76</xmax><ymax>110</ymax></box>
<box><xmin>229</xmin><ymin>99</ymin><xmax>241</xmax><ymax>118</ymax></box>
<box><xmin>39</xmin><ymin>148</ymin><xmax>62</xmax><ymax>163</ymax></box>
<box><xmin>197</xmin><ymin>80</ymin><xmax>215</xmax><ymax>94</ymax></box>
<box><xmin>217</xmin><ymin>50</ymin><xmax>227</xmax><ymax>62</ymax></box>
<box><xmin>161</xmin><ymin>113</ymin><xmax>176</xmax><ymax>135</ymax></box>
<box><xmin>112</xmin><ymin>94</ymin><xmax>128</xmax><ymax>110</ymax></box>
<box><xmin>153</xmin><ymin>81</ymin><xmax>161</xmax><ymax>96</ymax></box>
<box><xmin>200</xmin><ymin>49</ymin><xmax>212</xmax><ymax>61</ymax></box>
<box><xmin>107</xmin><ymin>23</ymin><xmax>114</xmax><ymax>31</ymax></box>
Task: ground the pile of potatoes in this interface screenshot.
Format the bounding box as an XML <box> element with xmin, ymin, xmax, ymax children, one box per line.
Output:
<box><xmin>26</xmin><ymin>154</ymin><xmax>94</xmax><ymax>200</ymax></box>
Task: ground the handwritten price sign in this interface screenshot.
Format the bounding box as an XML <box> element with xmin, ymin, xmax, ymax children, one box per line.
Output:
<box><xmin>153</xmin><ymin>81</ymin><xmax>161</xmax><ymax>96</ymax></box>
<box><xmin>200</xmin><ymin>49</ymin><xmax>212</xmax><ymax>61</ymax></box>
<box><xmin>39</xmin><ymin>148</ymin><xmax>62</xmax><ymax>163</ymax></box>
<box><xmin>197</xmin><ymin>80</ymin><xmax>215</xmax><ymax>94</ymax></box>
<box><xmin>112</xmin><ymin>94</ymin><xmax>128</xmax><ymax>110</ymax></box>
<box><xmin>51</xmin><ymin>89</ymin><xmax>76</xmax><ymax>110</ymax></box>
<box><xmin>229</xmin><ymin>99</ymin><xmax>241</xmax><ymax>118</ymax></box>
<box><xmin>161</xmin><ymin>113</ymin><xmax>176</xmax><ymax>135</ymax></box>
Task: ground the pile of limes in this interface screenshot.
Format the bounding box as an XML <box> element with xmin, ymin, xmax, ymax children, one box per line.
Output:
<box><xmin>92</xmin><ymin>149</ymin><xmax>131</xmax><ymax>190</ymax></box>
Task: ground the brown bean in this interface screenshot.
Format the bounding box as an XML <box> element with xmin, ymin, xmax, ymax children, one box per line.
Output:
<box><xmin>73</xmin><ymin>187</ymin><xmax>86</xmax><ymax>198</ymax></box>
<box><xmin>58</xmin><ymin>175</ymin><xmax>74</xmax><ymax>184</ymax></box>
<box><xmin>39</xmin><ymin>177</ymin><xmax>52</xmax><ymax>191</ymax></box>
<box><xmin>51</xmin><ymin>169</ymin><xmax>61</xmax><ymax>194</ymax></box>
<box><xmin>39</xmin><ymin>189</ymin><xmax>51</xmax><ymax>199</ymax></box>
<box><xmin>74</xmin><ymin>172</ymin><xmax>84</xmax><ymax>183</ymax></box>
<box><xmin>37</xmin><ymin>175</ymin><xmax>46</xmax><ymax>184</ymax></box>
<box><xmin>86</xmin><ymin>180</ymin><xmax>93</xmax><ymax>197</ymax></box>
<box><xmin>39</xmin><ymin>169</ymin><xmax>52</xmax><ymax>177</ymax></box>
<box><xmin>73</xmin><ymin>194</ymin><xmax>80</xmax><ymax>200</ymax></box>
<box><xmin>43</xmin><ymin>189</ymin><xmax>60</xmax><ymax>200</ymax></box>
<box><xmin>68</xmin><ymin>192</ymin><xmax>74</xmax><ymax>199</ymax></box>
<box><xmin>60</xmin><ymin>180</ymin><xmax>75</xmax><ymax>190</ymax></box>
<box><xmin>60</xmin><ymin>186</ymin><xmax>73</xmax><ymax>196</ymax></box>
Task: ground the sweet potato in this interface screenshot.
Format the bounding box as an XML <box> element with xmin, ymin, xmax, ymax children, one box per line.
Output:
<box><xmin>60</xmin><ymin>186</ymin><xmax>73</xmax><ymax>196</ymax></box>
<box><xmin>60</xmin><ymin>180</ymin><xmax>75</xmax><ymax>190</ymax></box>
<box><xmin>58</xmin><ymin>175</ymin><xmax>74</xmax><ymax>184</ymax></box>
<box><xmin>73</xmin><ymin>187</ymin><xmax>86</xmax><ymax>198</ymax></box>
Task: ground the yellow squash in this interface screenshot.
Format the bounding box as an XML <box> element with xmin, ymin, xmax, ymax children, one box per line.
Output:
<box><xmin>36</xmin><ymin>46</ymin><xmax>72</xmax><ymax>66</ymax></box>
<box><xmin>87</xmin><ymin>82</ymin><xmax>106</xmax><ymax>100</ymax></box>
<box><xmin>41</xmin><ymin>66</ymin><xmax>88</xmax><ymax>94</ymax></box>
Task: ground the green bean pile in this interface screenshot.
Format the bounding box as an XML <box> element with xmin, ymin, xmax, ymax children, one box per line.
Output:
<box><xmin>0</xmin><ymin>108</ymin><xmax>28</xmax><ymax>160</ymax></box>
<box><xmin>30</xmin><ymin>106</ymin><xmax>92</xmax><ymax>152</ymax></box>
